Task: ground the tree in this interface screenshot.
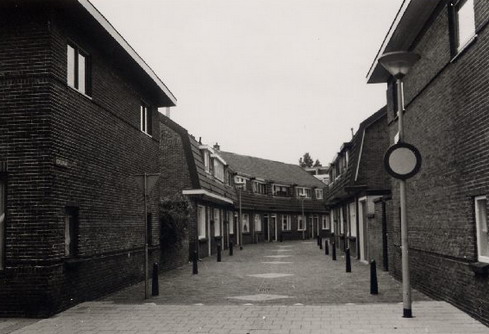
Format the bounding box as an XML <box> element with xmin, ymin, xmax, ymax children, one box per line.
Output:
<box><xmin>299</xmin><ymin>152</ymin><xmax>314</xmax><ymax>168</ymax></box>
<box><xmin>313</xmin><ymin>159</ymin><xmax>322</xmax><ymax>167</ymax></box>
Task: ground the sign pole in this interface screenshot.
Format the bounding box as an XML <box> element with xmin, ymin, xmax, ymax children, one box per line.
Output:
<box><xmin>144</xmin><ymin>173</ymin><xmax>149</xmax><ymax>300</ymax></box>
<box><xmin>397</xmin><ymin>77</ymin><xmax>412</xmax><ymax>318</ymax></box>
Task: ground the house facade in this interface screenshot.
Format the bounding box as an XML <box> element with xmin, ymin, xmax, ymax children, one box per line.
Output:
<box><xmin>0</xmin><ymin>0</ymin><xmax>176</xmax><ymax>316</ymax></box>
<box><xmin>158</xmin><ymin>117</ymin><xmax>237</xmax><ymax>260</ymax></box>
<box><xmin>324</xmin><ymin>107</ymin><xmax>390</xmax><ymax>262</ymax></box>
<box><xmin>367</xmin><ymin>0</ymin><xmax>489</xmax><ymax>325</ymax></box>
<box><xmin>218</xmin><ymin>149</ymin><xmax>329</xmax><ymax>243</ymax></box>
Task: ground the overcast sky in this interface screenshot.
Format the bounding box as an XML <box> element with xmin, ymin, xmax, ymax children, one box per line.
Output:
<box><xmin>91</xmin><ymin>0</ymin><xmax>403</xmax><ymax>165</ymax></box>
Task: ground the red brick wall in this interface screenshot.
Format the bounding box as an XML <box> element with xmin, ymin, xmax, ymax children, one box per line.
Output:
<box><xmin>386</xmin><ymin>1</ymin><xmax>489</xmax><ymax>325</ymax></box>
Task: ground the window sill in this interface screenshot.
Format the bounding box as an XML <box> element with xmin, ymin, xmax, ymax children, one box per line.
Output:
<box><xmin>68</xmin><ymin>85</ymin><xmax>92</xmax><ymax>100</ymax></box>
<box><xmin>198</xmin><ymin>237</ymin><xmax>207</xmax><ymax>242</ymax></box>
<box><xmin>141</xmin><ymin>131</ymin><xmax>153</xmax><ymax>139</ymax></box>
<box><xmin>469</xmin><ymin>262</ymin><xmax>489</xmax><ymax>277</ymax></box>
<box><xmin>450</xmin><ymin>34</ymin><xmax>478</xmax><ymax>63</ymax></box>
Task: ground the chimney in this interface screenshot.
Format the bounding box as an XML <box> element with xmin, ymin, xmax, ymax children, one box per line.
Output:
<box><xmin>213</xmin><ymin>142</ymin><xmax>220</xmax><ymax>151</ymax></box>
<box><xmin>198</xmin><ymin>137</ymin><xmax>202</xmax><ymax>144</ymax></box>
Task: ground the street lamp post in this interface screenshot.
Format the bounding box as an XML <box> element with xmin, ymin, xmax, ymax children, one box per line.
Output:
<box><xmin>300</xmin><ymin>194</ymin><xmax>306</xmax><ymax>240</ymax></box>
<box><xmin>378</xmin><ymin>51</ymin><xmax>420</xmax><ymax>318</ymax></box>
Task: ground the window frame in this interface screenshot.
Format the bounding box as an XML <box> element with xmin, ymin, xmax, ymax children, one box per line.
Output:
<box><xmin>475</xmin><ymin>196</ymin><xmax>489</xmax><ymax>263</ymax></box>
<box><xmin>315</xmin><ymin>189</ymin><xmax>323</xmax><ymax>200</ymax></box>
<box><xmin>242</xmin><ymin>213</ymin><xmax>250</xmax><ymax>233</ymax></box>
<box><xmin>281</xmin><ymin>214</ymin><xmax>291</xmax><ymax>231</ymax></box>
<box><xmin>297</xmin><ymin>215</ymin><xmax>305</xmax><ymax>231</ymax></box>
<box><xmin>321</xmin><ymin>214</ymin><xmax>330</xmax><ymax>230</ymax></box>
<box><xmin>450</xmin><ymin>0</ymin><xmax>476</xmax><ymax>56</ymax></box>
<box><xmin>66</xmin><ymin>42</ymin><xmax>91</xmax><ymax>96</ymax></box>
<box><xmin>254</xmin><ymin>214</ymin><xmax>262</xmax><ymax>232</ymax></box>
<box><xmin>64</xmin><ymin>207</ymin><xmax>79</xmax><ymax>258</ymax></box>
<box><xmin>140</xmin><ymin>104</ymin><xmax>153</xmax><ymax>136</ymax></box>
<box><xmin>197</xmin><ymin>205</ymin><xmax>206</xmax><ymax>239</ymax></box>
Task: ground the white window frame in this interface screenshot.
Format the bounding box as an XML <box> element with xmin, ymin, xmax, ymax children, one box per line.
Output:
<box><xmin>475</xmin><ymin>196</ymin><xmax>489</xmax><ymax>263</ymax></box>
<box><xmin>315</xmin><ymin>189</ymin><xmax>323</xmax><ymax>200</ymax></box>
<box><xmin>454</xmin><ymin>0</ymin><xmax>476</xmax><ymax>53</ymax></box>
<box><xmin>254</xmin><ymin>214</ymin><xmax>262</xmax><ymax>232</ymax></box>
<box><xmin>349</xmin><ymin>202</ymin><xmax>357</xmax><ymax>237</ymax></box>
<box><xmin>66</xmin><ymin>43</ymin><xmax>90</xmax><ymax>96</ymax></box>
<box><xmin>198</xmin><ymin>205</ymin><xmax>206</xmax><ymax>239</ymax></box>
<box><xmin>297</xmin><ymin>215</ymin><xmax>305</xmax><ymax>231</ymax></box>
<box><xmin>322</xmin><ymin>214</ymin><xmax>330</xmax><ymax>230</ymax></box>
<box><xmin>140</xmin><ymin>105</ymin><xmax>150</xmax><ymax>135</ymax></box>
<box><xmin>252</xmin><ymin>181</ymin><xmax>266</xmax><ymax>195</ymax></box>
<box><xmin>281</xmin><ymin>214</ymin><xmax>291</xmax><ymax>231</ymax></box>
<box><xmin>296</xmin><ymin>187</ymin><xmax>312</xmax><ymax>199</ymax></box>
<box><xmin>213</xmin><ymin>160</ymin><xmax>224</xmax><ymax>182</ymax></box>
<box><xmin>214</xmin><ymin>208</ymin><xmax>221</xmax><ymax>237</ymax></box>
<box><xmin>203</xmin><ymin>151</ymin><xmax>210</xmax><ymax>174</ymax></box>
<box><xmin>228</xmin><ymin>211</ymin><xmax>234</xmax><ymax>235</ymax></box>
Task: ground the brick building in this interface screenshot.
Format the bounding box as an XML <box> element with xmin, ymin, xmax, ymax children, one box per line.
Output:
<box><xmin>0</xmin><ymin>0</ymin><xmax>176</xmax><ymax>316</ymax></box>
<box><xmin>218</xmin><ymin>149</ymin><xmax>329</xmax><ymax>243</ymax></box>
<box><xmin>324</xmin><ymin>107</ymin><xmax>390</xmax><ymax>262</ymax></box>
<box><xmin>367</xmin><ymin>0</ymin><xmax>489</xmax><ymax>325</ymax></box>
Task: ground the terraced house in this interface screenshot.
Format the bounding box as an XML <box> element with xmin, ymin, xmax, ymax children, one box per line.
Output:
<box><xmin>324</xmin><ymin>107</ymin><xmax>390</xmax><ymax>263</ymax></box>
<box><xmin>218</xmin><ymin>149</ymin><xmax>329</xmax><ymax>243</ymax></box>
<box><xmin>0</xmin><ymin>0</ymin><xmax>176</xmax><ymax>316</ymax></box>
<box><xmin>367</xmin><ymin>0</ymin><xmax>489</xmax><ymax>325</ymax></box>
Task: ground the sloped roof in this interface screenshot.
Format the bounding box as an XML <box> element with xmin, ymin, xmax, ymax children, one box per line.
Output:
<box><xmin>188</xmin><ymin>136</ymin><xmax>237</xmax><ymax>203</ymax></box>
<box><xmin>325</xmin><ymin>106</ymin><xmax>387</xmax><ymax>204</ymax></box>
<box><xmin>218</xmin><ymin>151</ymin><xmax>325</xmax><ymax>188</ymax></box>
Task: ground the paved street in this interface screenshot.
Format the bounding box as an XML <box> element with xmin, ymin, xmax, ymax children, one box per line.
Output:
<box><xmin>2</xmin><ymin>240</ymin><xmax>488</xmax><ymax>333</ymax></box>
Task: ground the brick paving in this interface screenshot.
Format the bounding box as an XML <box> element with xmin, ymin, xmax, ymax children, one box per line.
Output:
<box><xmin>2</xmin><ymin>240</ymin><xmax>489</xmax><ymax>333</ymax></box>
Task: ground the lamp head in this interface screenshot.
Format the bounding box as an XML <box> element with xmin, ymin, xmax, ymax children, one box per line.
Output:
<box><xmin>378</xmin><ymin>51</ymin><xmax>420</xmax><ymax>79</ymax></box>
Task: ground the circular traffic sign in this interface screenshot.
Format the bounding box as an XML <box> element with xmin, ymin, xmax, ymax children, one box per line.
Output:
<box><xmin>384</xmin><ymin>142</ymin><xmax>422</xmax><ymax>180</ymax></box>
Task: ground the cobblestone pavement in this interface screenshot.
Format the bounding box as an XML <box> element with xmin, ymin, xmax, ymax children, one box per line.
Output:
<box><xmin>3</xmin><ymin>241</ymin><xmax>489</xmax><ymax>333</ymax></box>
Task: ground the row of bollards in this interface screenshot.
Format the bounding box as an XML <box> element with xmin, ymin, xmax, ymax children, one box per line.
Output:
<box><xmin>318</xmin><ymin>237</ymin><xmax>378</xmax><ymax>295</ymax></box>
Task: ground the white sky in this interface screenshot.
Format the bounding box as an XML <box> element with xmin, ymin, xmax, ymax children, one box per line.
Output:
<box><xmin>90</xmin><ymin>0</ymin><xmax>403</xmax><ymax>165</ymax></box>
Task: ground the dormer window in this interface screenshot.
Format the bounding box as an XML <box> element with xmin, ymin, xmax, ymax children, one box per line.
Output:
<box><xmin>203</xmin><ymin>151</ymin><xmax>210</xmax><ymax>173</ymax></box>
<box><xmin>272</xmin><ymin>184</ymin><xmax>289</xmax><ymax>197</ymax></box>
<box><xmin>296</xmin><ymin>187</ymin><xmax>312</xmax><ymax>199</ymax></box>
<box><xmin>234</xmin><ymin>176</ymin><xmax>248</xmax><ymax>190</ymax></box>
<box><xmin>213</xmin><ymin>159</ymin><xmax>224</xmax><ymax>182</ymax></box>
<box><xmin>252</xmin><ymin>181</ymin><xmax>266</xmax><ymax>195</ymax></box>
<box><xmin>315</xmin><ymin>189</ymin><xmax>323</xmax><ymax>200</ymax></box>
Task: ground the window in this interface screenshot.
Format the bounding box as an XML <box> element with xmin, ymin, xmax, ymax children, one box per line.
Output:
<box><xmin>451</xmin><ymin>0</ymin><xmax>476</xmax><ymax>53</ymax></box>
<box><xmin>228</xmin><ymin>211</ymin><xmax>234</xmax><ymax>234</ymax></box>
<box><xmin>252</xmin><ymin>181</ymin><xmax>266</xmax><ymax>194</ymax></box>
<box><xmin>349</xmin><ymin>202</ymin><xmax>357</xmax><ymax>237</ymax></box>
<box><xmin>198</xmin><ymin>206</ymin><xmax>206</xmax><ymax>239</ymax></box>
<box><xmin>214</xmin><ymin>208</ymin><xmax>221</xmax><ymax>236</ymax></box>
<box><xmin>315</xmin><ymin>189</ymin><xmax>323</xmax><ymax>200</ymax></box>
<box><xmin>140</xmin><ymin>105</ymin><xmax>152</xmax><ymax>135</ymax></box>
<box><xmin>322</xmin><ymin>215</ymin><xmax>330</xmax><ymax>230</ymax></box>
<box><xmin>67</xmin><ymin>43</ymin><xmax>90</xmax><ymax>95</ymax></box>
<box><xmin>213</xmin><ymin>160</ymin><xmax>224</xmax><ymax>182</ymax></box>
<box><xmin>281</xmin><ymin>214</ymin><xmax>291</xmax><ymax>231</ymax></box>
<box><xmin>64</xmin><ymin>207</ymin><xmax>78</xmax><ymax>257</ymax></box>
<box><xmin>0</xmin><ymin>177</ymin><xmax>5</xmax><ymax>270</ymax></box>
<box><xmin>297</xmin><ymin>215</ymin><xmax>305</xmax><ymax>231</ymax></box>
<box><xmin>254</xmin><ymin>214</ymin><xmax>262</xmax><ymax>232</ymax></box>
<box><xmin>296</xmin><ymin>187</ymin><xmax>312</xmax><ymax>199</ymax></box>
<box><xmin>235</xmin><ymin>176</ymin><xmax>247</xmax><ymax>190</ymax></box>
<box><xmin>203</xmin><ymin>151</ymin><xmax>211</xmax><ymax>173</ymax></box>
<box><xmin>242</xmin><ymin>213</ymin><xmax>250</xmax><ymax>233</ymax></box>
<box><xmin>273</xmin><ymin>185</ymin><xmax>289</xmax><ymax>197</ymax></box>
<box><xmin>475</xmin><ymin>196</ymin><xmax>488</xmax><ymax>263</ymax></box>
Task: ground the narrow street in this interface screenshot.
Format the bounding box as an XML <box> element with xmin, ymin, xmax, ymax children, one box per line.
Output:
<box><xmin>2</xmin><ymin>241</ymin><xmax>487</xmax><ymax>333</ymax></box>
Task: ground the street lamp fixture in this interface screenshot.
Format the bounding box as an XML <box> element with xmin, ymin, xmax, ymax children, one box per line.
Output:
<box><xmin>378</xmin><ymin>51</ymin><xmax>420</xmax><ymax>319</ymax></box>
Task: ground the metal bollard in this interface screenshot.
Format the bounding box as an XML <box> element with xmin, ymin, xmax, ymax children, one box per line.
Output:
<box><xmin>325</xmin><ymin>240</ymin><xmax>329</xmax><ymax>255</ymax></box>
<box><xmin>319</xmin><ymin>237</ymin><xmax>323</xmax><ymax>250</ymax></box>
<box><xmin>332</xmin><ymin>241</ymin><xmax>336</xmax><ymax>261</ymax></box>
<box><xmin>370</xmin><ymin>260</ymin><xmax>378</xmax><ymax>295</ymax></box>
<box><xmin>217</xmin><ymin>243</ymin><xmax>222</xmax><ymax>262</ymax></box>
<box><xmin>192</xmin><ymin>250</ymin><xmax>198</xmax><ymax>275</ymax></box>
<box><xmin>346</xmin><ymin>248</ymin><xmax>351</xmax><ymax>273</ymax></box>
<box><xmin>229</xmin><ymin>240</ymin><xmax>234</xmax><ymax>256</ymax></box>
<box><xmin>152</xmin><ymin>263</ymin><xmax>159</xmax><ymax>296</ymax></box>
